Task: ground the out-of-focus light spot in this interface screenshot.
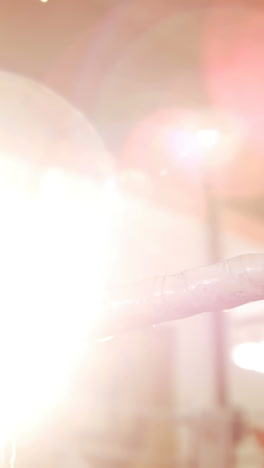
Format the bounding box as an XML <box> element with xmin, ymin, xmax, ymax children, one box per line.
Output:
<box><xmin>163</xmin><ymin>128</ymin><xmax>195</xmax><ymax>161</ymax></box>
<box><xmin>232</xmin><ymin>342</ymin><xmax>264</xmax><ymax>373</ymax></box>
<box><xmin>164</xmin><ymin>127</ymin><xmax>221</xmax><ymax>156</ymax></box>
<box><xmin>40</xmin><ymin>0</ymin><xmax>48</xmax><ymax>3</ymax></box>
<box><xmin>196</xmin><ymin>128</ymin><xmax>221</xmax><ymax>149</ymax></box>
<box><xmin>160</xmin><ymin>169</ymin><xmax>168</xmax><ymax>176</ymax></box>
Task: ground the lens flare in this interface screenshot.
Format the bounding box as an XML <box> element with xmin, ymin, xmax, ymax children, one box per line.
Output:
<box><xmin>0</xmin><ymin>156</ymin><xmax>120</xmax><ymax>442</ymax></box>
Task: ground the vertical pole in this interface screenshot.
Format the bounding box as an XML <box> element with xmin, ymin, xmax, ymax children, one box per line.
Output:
<box><xmin>203</xmin><ymin>181</ymin><xmax>227</xmax><ymax>408</ymax></box>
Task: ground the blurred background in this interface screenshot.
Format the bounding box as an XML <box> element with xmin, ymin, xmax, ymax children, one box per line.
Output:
<box><xmin>1</xmin><ymin>0</ymin><xmax>264</xmax><ymax>466</ymax></box>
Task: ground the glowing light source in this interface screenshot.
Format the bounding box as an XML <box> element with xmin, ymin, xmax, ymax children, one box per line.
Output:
<box><xmin>232</xmin><ymin>341</ymin><xmax>264</xmax><ymax>373</ymax></box>
<box><xmin>158</xmin><ymin>109</ymin><xmax>242</xmax><ymax>173</ymax></box>
<box><xmin>195</xmin><ymin>128</ymin><xmax>221</xmax><ymax>150</ymax></box>
<box><xmin>161</xmin><ymin>126</ymin><xmax>221</xmax><ymax>164</ymax></box>
<box><xmin>0</xmin><ymin>157</ymin><xmax>120</xmax><ymax>440</ymax></box>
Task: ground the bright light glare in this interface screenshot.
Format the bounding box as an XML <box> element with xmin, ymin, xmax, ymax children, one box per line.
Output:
<box><xmin>195</xmin><ymin>128</ymin><xmax>221</xmax><ymax>149</ymax></box>
<box><xmin>232</xmin><ymin>342</ymin><xmax>264</xmax><ymax>373</ymax></box>
<box><xmin>161</xmin><ymin>127</ymin><xmax>221</xmax><ymax>164</ymax></box>
<box><xmin>0</xmin><ymin>158</ymin><xmax>120</xmax><ymax>439</ymax></box>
